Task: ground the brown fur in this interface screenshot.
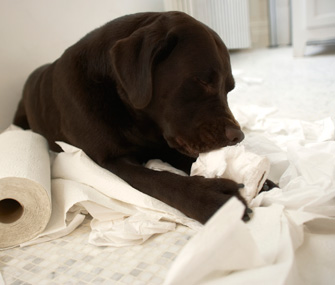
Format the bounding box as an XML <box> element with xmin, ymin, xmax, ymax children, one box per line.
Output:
<box><xmin>14</xmin><ymin>12</ymin><xmax>247</xmax><ymax>224</ymax></box>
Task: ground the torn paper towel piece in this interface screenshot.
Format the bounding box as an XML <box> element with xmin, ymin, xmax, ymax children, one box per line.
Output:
<box><xmin>164</xmin><ymin>198</ymin><xmax>265</xmax><ymax>285</ymax></box>
<box><xmin>191</xmin><ymin>145</ymin><xmax>270</xmax><ymax>203</ymax></box>
<box><xmin>231</xmin><ymin>105</ymin><xmax>335</xmax><ymax>149</ymax></box>
<box><xmin>145</xmin><ymin>159</ymin><xmax>188</xmax><ymax>176</ymax></box>
<box><xmin>0</xmin><ymin>129</ymin><xmax>51</xmax><ymax>249</ymax></box>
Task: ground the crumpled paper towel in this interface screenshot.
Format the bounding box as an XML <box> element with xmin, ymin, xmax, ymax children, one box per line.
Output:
<box><xmin>191</xmin><ymin>145</ymin><xmax>270</xmax><ymax>203</ymax></box>
<box><xmin>231</xmin><ymin>104</ymin><xmax>335</xmax><ymax>149</ymax></box>
<box><xmin>0</xmin><ymin>128</ymin><xmax>51</xmax><ymax>249</ymax></box>
<box><xmin>164</xmin><ymin>106</ymin><xmax>335</xmax><ymax>285</ymax></box>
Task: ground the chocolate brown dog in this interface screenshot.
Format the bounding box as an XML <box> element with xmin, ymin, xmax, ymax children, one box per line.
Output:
<box><xmin>14</xmin><ymin>11</ymin><xmax>247</xmax><ymax>224</ymax></box>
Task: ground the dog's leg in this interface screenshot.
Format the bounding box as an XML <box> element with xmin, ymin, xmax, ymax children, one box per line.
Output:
<box><xmin>102</xmin><ymin>156</ymin><xmax>248</xmax><ymax>224</ymax></box>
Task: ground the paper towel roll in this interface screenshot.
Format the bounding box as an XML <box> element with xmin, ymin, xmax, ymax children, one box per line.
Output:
<box><xmin>0</xmin><ymin>129</ymin><xmax>51</xmax><ymax>249</ymax></box>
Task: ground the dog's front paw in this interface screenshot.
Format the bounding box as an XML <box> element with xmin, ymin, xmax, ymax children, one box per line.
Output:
<box><xmin>186</xmin><ymin>177</ymin><xmax>249</xmax><ymax>224</ymax></box>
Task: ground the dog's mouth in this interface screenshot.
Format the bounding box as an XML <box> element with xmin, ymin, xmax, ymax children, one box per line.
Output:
<box><xmin>164</xmin><ymin>123</ymin><xmax>244</xmax><ymax>158</ymax></box>
<box><xmin>168</xmin><ymin>136</ymin><xmax>223</xmax><ymax>158</ymax></box>
<box><xmin>174</xmin><ymin>137</ymin><xmax>201</xmax><ymax>158</ymax></box>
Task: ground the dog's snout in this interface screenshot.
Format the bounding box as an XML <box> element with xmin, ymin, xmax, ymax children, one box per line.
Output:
<box><xmin>225</xmin><ymin>127</ymin><xmax>244</xmax><ymax>145</ymax></box>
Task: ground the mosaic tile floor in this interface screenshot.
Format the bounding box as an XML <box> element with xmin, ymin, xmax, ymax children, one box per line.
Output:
<box><xmin>1</xmin><ymin>217</ymin><xmax>195</xmax><ymax>284</ymax></box>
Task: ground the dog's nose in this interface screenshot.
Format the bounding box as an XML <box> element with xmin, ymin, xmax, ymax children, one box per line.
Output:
<box><xmin>225</xmin><ymin>127</ymin><xmax>244</xmax><ymax>145</ymax></box>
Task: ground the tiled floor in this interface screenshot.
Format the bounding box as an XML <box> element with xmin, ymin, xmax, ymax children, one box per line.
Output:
<box><xmin>1</xmin><ymin>45</ymin><xmax>335</xmax><ymax>284</ymax></box>
<box><xmin>1</xmin><ymin>218</ymin><xmax>195</xmax><ymax>284</ymax></box>
<box><xmin>229</xmin><ymin>45</ymin><xmax>335</xmax><ymax>121</ymax></box>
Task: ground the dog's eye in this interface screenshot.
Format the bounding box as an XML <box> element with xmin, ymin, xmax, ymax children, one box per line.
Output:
<box><xmin>196</xmin><ymin>77</ymin><xmax>210</xmax><ymax>87</ymax></box>
<box><xmin>195</xmin><ymin>77</ymin><xmax>217</xmax><ymax>94</ymax></box>
<box><xmin>194</xmin><ymin>70</ymin><xmax>217</xmax><ymax>87</ymax></box>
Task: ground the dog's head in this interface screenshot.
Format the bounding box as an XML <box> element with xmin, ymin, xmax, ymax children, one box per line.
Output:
<box><xmin>111</xmin><ymin>12</ymin><xmax>244</xmax><ymax>157</ymax></box>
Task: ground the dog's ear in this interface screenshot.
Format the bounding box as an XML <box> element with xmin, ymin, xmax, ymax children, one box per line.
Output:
<box><xmin>110</xmin><ymin>25</ymin><xmax>178</xmax><ymax>109</ymax></box>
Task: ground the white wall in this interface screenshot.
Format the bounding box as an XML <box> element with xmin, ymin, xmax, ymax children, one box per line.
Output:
<box><xmin>0</xmin><ymin>0</ymin><xmax>164</xmax><ymax>131</ymax></box>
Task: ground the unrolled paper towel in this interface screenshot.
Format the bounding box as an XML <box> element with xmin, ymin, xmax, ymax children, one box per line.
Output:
<box><xmin>0</xmin><ymin>129</ymin><xmax>51</xmax><ymax>249</ymax></box>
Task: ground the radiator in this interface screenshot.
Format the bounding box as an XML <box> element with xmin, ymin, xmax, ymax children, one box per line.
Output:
<box><xmin>164</xmin><ymin>0</ymin><xmax>251</xmax><ymax>49</ymax></box>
